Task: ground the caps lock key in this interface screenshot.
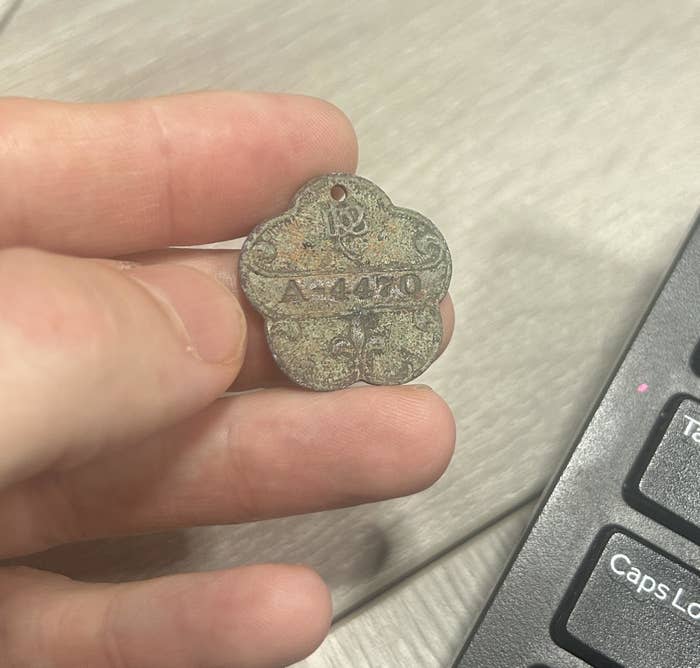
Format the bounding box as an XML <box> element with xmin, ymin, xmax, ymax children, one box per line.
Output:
<box><xmin>554</xmin><ymin>531</ymin><xmax>699</xmax><ymax>667</ymax></box>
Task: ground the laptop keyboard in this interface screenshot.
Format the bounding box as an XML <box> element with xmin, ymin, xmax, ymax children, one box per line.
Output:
<box><xmin>453</xmin><ymin>214</ymin><xmax>700</xmax><ymax>667</ymax></box>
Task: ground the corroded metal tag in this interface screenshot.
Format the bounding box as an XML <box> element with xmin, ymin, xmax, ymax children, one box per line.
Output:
<box><xmin>239</xmin><ymin>174</ymin><xmax>451</xmax><ymax>391</ymax></box>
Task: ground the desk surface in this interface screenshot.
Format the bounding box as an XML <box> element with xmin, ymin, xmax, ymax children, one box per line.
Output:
<box><xmin>3</xmin><ymin>1</ymin><xmax>700</xmax><ymax>665</ymax></box>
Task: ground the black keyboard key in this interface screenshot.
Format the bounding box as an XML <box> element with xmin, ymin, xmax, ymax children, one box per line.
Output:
<box><xmin>555</xmin><ymin>531</ymin><xmax>699</xmax><ymax>668</ymax></box>
<box><xmin>637</xmin><ymin>398</ymin><xmax>700</xmax><ymax>541</ymax></box>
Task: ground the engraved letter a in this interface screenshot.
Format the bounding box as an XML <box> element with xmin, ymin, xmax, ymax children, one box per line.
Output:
<box><xmin>281</xmin><ymin>279</ymin><xmax>307</xmax><ymax>302</ymax></box>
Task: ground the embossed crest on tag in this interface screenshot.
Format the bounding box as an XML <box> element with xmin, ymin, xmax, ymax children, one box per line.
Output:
<box><xmin>239</xmin><ymin>174</ymin><xmax>451</xmax><ymax>391</ymax></box>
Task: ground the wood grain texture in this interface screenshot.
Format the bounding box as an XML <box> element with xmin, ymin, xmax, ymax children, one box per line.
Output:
<box><xmin>1</xmin><ymin>0</ymin><xmax>700</xmax><ymax>664</ymax></box>
<box><xmin>296</xmin><ymin>504</ymin><xmax>535</xmax><ymax>668</ymax></box>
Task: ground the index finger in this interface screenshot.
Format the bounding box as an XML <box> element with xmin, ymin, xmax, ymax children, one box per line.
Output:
<box><xmin>0</xmin><ymin>92</ymin><xmax>357</xmax><ymax>256</ymax></box>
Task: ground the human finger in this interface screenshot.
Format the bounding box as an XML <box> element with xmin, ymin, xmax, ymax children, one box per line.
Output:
<box><xmin>0</xmin><ymin>386</ymin><xmax>455</xmax><ymax>556</ymax></box>
<box><xmin>0</xmin><ymin>92</ymin><xmax>357</xmax><ymax>256</ymax></box>
<box><xmin>0</xmin><ymin>564</ymin><xmax>330</xmax><ymax>668</ymax></box>
<box><xmin>0</xmin><ymin>248</ymin><xmax>245</xmax><ymax>488</ymax></box>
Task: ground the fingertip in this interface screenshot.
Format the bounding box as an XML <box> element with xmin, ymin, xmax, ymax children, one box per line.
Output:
<box><xmin>392</xmin><ymin>385</ymin><xmax>456</xmax><ymax>492</ymax></box>
<box><xmin>276</xmin><ymin>564</ymin><xmax>333</xmax><ymax>657</ymax></box>
<box><xmin>330</xmin><ymin>385</ymin><xmax>456</xmax><ymax>501</ymax></box>
<box><xmin>126</xmin><ymin>263</ymin><xmax>248</xmax><ymax>371</ymax></box>
<box><xmin>227</xmin><ymin>564</ymin><xmax>332</xmax><ymax>666</ymax></box>
<box><xmin>268</xmin><ymin>92</ymin><xmax>358</xmax><ymax>176</ymax></box>
<box><xmin>307</xmin><ymin>95</ymin><xmax>359</xmax><ymax>174</ymax></box>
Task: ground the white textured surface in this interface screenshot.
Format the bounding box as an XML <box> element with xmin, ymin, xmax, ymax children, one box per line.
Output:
<box><xmin>3</xmin><ymin>1</ymin><xmax>700</xmax><ymax>665</ymax></box>
<box><xmin>297</xmin><ymin>504</ymin><xmax>535</xmax><ymax>668</ymax></box>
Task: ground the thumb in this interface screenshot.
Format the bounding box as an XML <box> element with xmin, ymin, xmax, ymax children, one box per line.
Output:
<box><xmin>0</xmin><ymin>247</ymin><xmax>246</xmax><ymax>487</ymax></box>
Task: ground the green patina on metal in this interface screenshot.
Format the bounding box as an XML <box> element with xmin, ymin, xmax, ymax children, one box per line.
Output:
<box><xmin>239</xmin><ymin>174</ymin><xmax>451</xmax><ymax>391</ymax></box>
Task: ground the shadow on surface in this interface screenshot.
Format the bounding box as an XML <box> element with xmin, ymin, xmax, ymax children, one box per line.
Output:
<box><xmin>0</xmin><ymin>0</ymin><xmax>22</xmax><ymax>35</ymax></box>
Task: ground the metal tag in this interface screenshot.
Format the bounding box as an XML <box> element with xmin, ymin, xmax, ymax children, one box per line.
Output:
<box><xmin>239</xmin><ymin>173</ymin><xmax>451</xmax><ymax>391</ymax></box>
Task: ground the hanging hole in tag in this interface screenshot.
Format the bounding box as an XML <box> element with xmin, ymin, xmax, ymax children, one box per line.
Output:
<box><xmin>330</xmin><ymin>184</ymin><xmax>347</xmax><ymax>201</ymax></box>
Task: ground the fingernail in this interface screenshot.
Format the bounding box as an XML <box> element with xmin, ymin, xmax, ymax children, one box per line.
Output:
<box><xmin>127</xmin><ymin>264</ymin><xmax>245</xmax><ymax>364</ymax></box>
<box><xmin>408</xmin><ymin>383</ymin><xmax>433</xmax><ymax>391</ymax></box>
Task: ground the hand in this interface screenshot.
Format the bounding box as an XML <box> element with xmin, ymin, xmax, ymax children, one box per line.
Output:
<box><xmin>0</xmin><ymin>92</ymin><xmax>455</xmax><ymax>667</ymax></box>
